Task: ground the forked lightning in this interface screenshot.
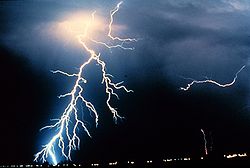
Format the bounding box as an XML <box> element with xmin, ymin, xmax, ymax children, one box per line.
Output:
<box><xmin>34</xmin><ymin>1</ymin><xmax>135</xmax><ymax>165</ymax></box>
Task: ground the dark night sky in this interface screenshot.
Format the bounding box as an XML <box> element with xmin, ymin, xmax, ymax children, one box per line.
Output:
<box><xmin>1</xmin><ymin>0</ymin><xmax>250</xmax><ymax>164</ymax></box>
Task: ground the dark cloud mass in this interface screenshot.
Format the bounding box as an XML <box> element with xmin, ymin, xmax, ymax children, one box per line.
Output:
<box><xmin>1</xmin><ymin>0</ymin><xmax>250</xmax><ymax>164</ymax></box>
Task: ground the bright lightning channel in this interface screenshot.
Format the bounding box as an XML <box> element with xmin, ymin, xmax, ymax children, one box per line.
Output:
<box><xmin>34</xmin><ymin>2</ymin><xmax>135</xmax><ymax>165</ymax></box>
<box><xmin>180</xmin><ymin>65</ymin><xmax>246</xmax><ymax>91</ymax></box>
<box><xmin>200</xmin><ymin>129</ymin><xmax>208</xmax><ymax>156</ymax></box>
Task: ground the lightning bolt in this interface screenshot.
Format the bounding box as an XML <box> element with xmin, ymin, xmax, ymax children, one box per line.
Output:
<box><xmin>201</xmin><ymin>129</ymin><xmax>208</xmax><ymax>156</ymax></box>
<box><xmin>34</xmin><ymin>2</ymin><xmax>135</xmax><ymax>165</ymax></box>
<box><xmin>180</xmin><ymin>65</ymin><xmax>246</xmax><ymax>91</ymax></box>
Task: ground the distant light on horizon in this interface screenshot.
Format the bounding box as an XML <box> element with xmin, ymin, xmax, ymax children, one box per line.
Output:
<box><xmin>146</xmin><ymin>160</ymin><xmax>152</xmax><ymax>163</ymax></box>
<box><xmin>127</xmin><ymin>161</ymin><xmax>135</xmax><ymax>164</ymax></box>
<box><xmin>108</xmin><ymin>161</ymin><xmax>118</xmax><ymax>166</ymax></box>
<box><xmin>224</xmin><ymin>153</ymin><xmax>247</xmax><ymax>159</ymax></box>
<box><xmin>91</xmin><ymin>163</ymin><xmax>99</xmax><ymax>167</ymax></box>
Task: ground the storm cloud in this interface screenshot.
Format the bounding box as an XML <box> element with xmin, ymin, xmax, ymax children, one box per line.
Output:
<box><xmin>1</xmin><ymin>0</ymin><xmax>250</xmax><ymax>84</ymax></box>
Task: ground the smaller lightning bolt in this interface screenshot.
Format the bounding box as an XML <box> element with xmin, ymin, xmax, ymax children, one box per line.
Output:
<box><xmin>180</xmin><ymin>65</ymin><xmax>246</xmax><ymax>91</ymax></box>
<box><xmin>201</xmin><ymin>129</ymin><xmax>208</xmax><ymax>156</ymax></box>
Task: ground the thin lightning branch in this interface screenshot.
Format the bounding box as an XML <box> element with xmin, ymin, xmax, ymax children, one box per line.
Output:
<box><xmin>108</xmin><ymin>1</ymin><xmax>136</xmax><ymax>42</ymax></box>
<box><xmin>90</xmin><ymin>1</ymin><xmax>136</xmax><ymax>50</ymax></box>
<box><xmin>34</xmin><ymin>2</ymin><xmax>135</xmax><ymax>165</ymax></box>
<box><xmin>201</xmin><ymin>129</ymin><xmax>208</xmax><ymax>156</ymax></box>
<box><xmin>51</xmin><ymin>70</ymin><xmax>87</xmax><ymax>84</ymax></box>
<box><xmin>91</xmin><ymin>39</ymin><xmax>134</xmax><ymax>50</ymax></box>
<box><xmin>180</xmin><ymin>65</ymin><xmax>246</xmax><ymax>91</ymax></box>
